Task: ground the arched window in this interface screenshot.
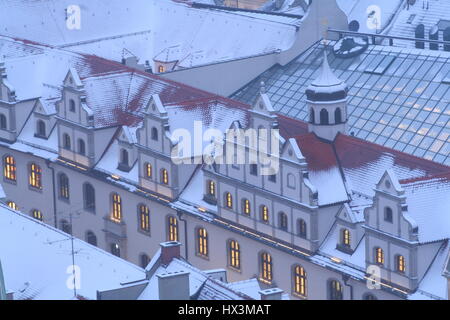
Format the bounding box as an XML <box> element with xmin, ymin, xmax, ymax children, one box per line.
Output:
<box><xmin>32</xmin><ymin>209</ymin><xmax>43</xmax><ymax>221</ymax></box>
<box><xmin>29</xmin><ymin>163</ymin><xmax>42</xmax><ymax>189</ymax></box>
<box><xmin>120</xmin><ymin>149</ymin><xmax>129</xmax><ymax>166</ymax></box>
<box><xmin>111</xmin><ymin>243</ymin><xmax>120</xmax><ymax>257</ymax></box>
<box><xmin>161</xmin><ymin>168</ymin><xmax>169</xmax><ymax>185</ymax></box>
<box><xmin>334</xmin><ymin>108</ymin><xmax>342</xmax><ymax>124</ymax></box>
<box><xmin>3</xmin><ymin>155</ymin><xmax>16</xmax><ymax>181</ymax></box>
<box><xmin>78</xmin><ymin>139</ymin><xmax>86</xmax><ymax>155</ymax></box>
<box><xmin>111</xmin><ymin>193</ymin><xmax>122</xmax><ymax>222</ymax></box>
<box><xmin>363</xmin><ymin>293</ymin><xmax>378</xmax><ymax>300</ymax></box>
<box><xmin>207</xmin><ymin>180</ymin><xmax>215</xmax><ymax>197</ymax></box>
<box><xmin>83</xmin><ymin>183</ymin><xmax>95</xmax><ymax>212</ymax></box>
<box><xmin>320</xmin><ymin>109</ymin><xmax>329</xmax><ymax>125</ymax></box>
<box><xmin>58</xmin><ymin>173</ymin><xmax>70</xmax><ymax>200</ymax></box>
<box><xmin>242</xmin><ymin>199</ymin><xmax>251</xmax><ymax>215</ymax></box>
<box><xmin>0</xmin><ymin>114</ymin><xmax>7</xmax><ymax>130</ymax></box>
<box><xmin>36</xmin><ymin>120</ymin><xmax>46</xmax><ymax>137</ymax></box>
<box><xmin>7</xmin><ymin>201</ymin><xmax>18</xmax><ymax>210</ymax></box>
<box><xmin>86</xmin><ymin>230</ymin><xmax>97</xmax><ymax>246</ymax></box>
<box><xmin>151</xmin><ymin>127</ymin><xmax>158</xmax><ymax>141</ymax></box>
<box><xmin>144</xmin><ymin>163</ymin><xmax>152</xmax><ymax>178</ymax></box>
<box><xmin>228</xmin><ymin>240</ymin><xmax>240</xmax><ymax>270</ymax></box>
<box><xmin>297</xmin><ymin>219</ymin><xmax>307</xmax><ymax>239</ymax></box>
<box><xmin>341</xmin><ymin>229</ymin><xmax>350</xmax><ymax>247</ymax></box>
<box><xmin>69</xmin><ymin>99</ymin><xmax>76</xmax><ymax>112</ymax></box>
<box><xmin>60</xmin><ymin>219</ymin><xmax>72</xmax><ymax>234</ymax></box>
<box><xmin>260</xmin><ymin>205</ymin><xmax>269</xmax><ymax>223</ymax></box>
<box><xmin>140</xmin><ymin>254</ymin><xmax>150</xmax><ymax>268</ymax></box>
<box><xmin>197</xmin><ymin>227</ymin><xmax>208</xmax><ymax>257</ymax></box>
<box><xmin>139</xmin><ymin>204</ymin><xmax>150</xmax><ymax>232</ymax></box>
<box><xmin>375</xmin><ymin>247</ymin><xmax>384</xmax><ymax>265</ymax></box>
<box><xmin>328</xmin><ymin>280</ymin><xmax>343</xmax><ymax>300</ymax></box>
<box><xmin>225</xmin><ymin>192</ymin><xmax>233</xmax><ymax>208</ymax></box>
<box><xmin>293</xmin><ymin>265</ymin><xmax>307</xmax><ymax>297</ymax></box>
<box><xmin>309</xmin><ymin>108</ymin><xmax>315</xmax><ymax>124</ymax></box>
<box><xmin>384</xmin><ymin>207</ymin><xmax>393</xmax><ymax>222</ymax></box>
<box><xmin>63</xmin><ymin>133</ymin><xmax>71</xmax><ymax>150</ymax></box>
<box><xmin>260</xmin><ymin>252</ymin><xmax>273</xmax><ymax>283</ymax></box>
<box><xmin>396</xmin><ymin>255</ymin><xmax>406</xmax><ymax>273</ymax></box>
<box><xmin>167</xmin><ymin>216</ymin><xmax>178</xmax><ymax>241</ymax></box>
<box><xmin>279</xmin><ymin>212</ymin><xmax>288</xmax><ymax>231</ymax></box>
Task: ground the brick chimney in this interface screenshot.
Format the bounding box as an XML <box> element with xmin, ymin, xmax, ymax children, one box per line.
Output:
<box><xmin>160</xmin><ymin>241</ymin><xmax>181</xmax><ymax>265</ymax></box>
<box><xmin>259</xmin><ymin>288</ymin><xmax>283</xmax><ymax>300</ymax></box>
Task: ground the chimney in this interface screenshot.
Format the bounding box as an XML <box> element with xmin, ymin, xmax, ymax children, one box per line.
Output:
<box><xmin>160</xmin><ymin>241</ymin><xmax>181</xmax><ymax>265</ymax></box>
<box><xmin>259</xmin><ymin>288</ymin><xmax>283</xmax><ymax>300</ymax></box>
<box><xmin>157</xmin><ymin>270</ymin><xmax>190</xmax><ymax>300</ymax></box>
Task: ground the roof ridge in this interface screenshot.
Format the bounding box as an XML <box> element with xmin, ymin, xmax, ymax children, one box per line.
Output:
<box><xmin>400</xmin><ymin>171</ymin><xmax>450</xmax><ymax>185</ymax></box>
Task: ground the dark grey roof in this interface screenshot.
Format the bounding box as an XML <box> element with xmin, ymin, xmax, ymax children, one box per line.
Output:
<box><xmin>233</xmin><ymin>40</ymin><xmax>450</xmax><ymax>166</ymax></box>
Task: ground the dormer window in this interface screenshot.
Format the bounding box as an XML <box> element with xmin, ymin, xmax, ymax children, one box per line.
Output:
<box><xmin>120</xmin><ymin>149</ymin><xmax>129</xmax><ymax>166</ymax></box>
<box><xmin>161</xmin><ymin>168</ymin><xmax>169</xmax><ymax>185</ymax></box>
<box><xmin>36</xmin><ymin>120</ymin><xmax>46</xmax><ymax>137</ymax></box>
<box><xmin>341</xmin><ymin>229</ymin><xmax>351</xmax><ymax>247</ymax></box>
<box><xmin>151</xmin><ymin>127</ymin><xmax>158</xmax><ymax>141</ymax></box>
<box><xmin>158</xmin><ymin>65</ymin><xmax>165</xmax><ymax>73</ymax></box>
<box><xmin>144</xmin><ymin>162</ymin><xmax>152</xmax><ymax>178</ymax></box>
<box><xmin>396</xmin><ymin>255</ymin><xmax>406</xmax><ymax>273</ymax></box>
<box><xmin>207</xmin><ymin>180</ymin><xmax>215</xmax><ymax>197</ymax></box>
<box><xmin>384</xmin><ymin>207</ymin><xmax>393</xmax><ymax>223</ymax></box>
<box><xmin>69</xmin><ymin>99</ymin><xmax>76</xmax><ymax>112</ymax></box>
<box><xmin>63</xmin><ymin>133</ymin><xmax>71</xmax><ymax>150</ymax></box>
<box><xmin>0</xmin><ymin>114</ymin><xmax>7</xmax><ymax>130</ymax></box>
<box><xmin>375</xmin><ymin>247</ymin><xmax>384</xmax><ymax>265</ymax></box>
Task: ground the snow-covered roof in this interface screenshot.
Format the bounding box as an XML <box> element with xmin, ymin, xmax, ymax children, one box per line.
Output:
<box><xmin>0</xmin><ymin>204</ymin><xmax>145</xmax><ymax>300</ymax></box>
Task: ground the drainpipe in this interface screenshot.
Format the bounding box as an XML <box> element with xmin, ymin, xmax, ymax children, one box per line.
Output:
<box><xmin>343</xmin><ymin>274</ymin><xmax>354</xmax><ymax>300</ymax></box>
<box><xmin>177</xmin><ymin>210</ymin><xmax>188</xmax><ymax>261</ymax></box>
<box><xmin>46</xmin><ymin>159</ymin><xmax>57</xmax><ymax>228</ymax></box>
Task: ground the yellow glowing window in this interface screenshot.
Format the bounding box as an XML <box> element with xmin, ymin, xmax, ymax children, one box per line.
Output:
<box><xmin>111</xmin><ymin>193</ymin><xmax>122</xmax><ymax>222</ymax></box>
<box><xmin>29</xmin><ymin>163</ymin><xmax>42</xmax><ymax>189</ymax></box>
<box><xmin>145</xmin><ymin>163</ymin><xmax>152</xmax><ymax>178</ymax></box>
<box><xmin>229</xmin><ymin>240</ymin><xmax>240</xmax><ymax>269</ymax></box>
<box><xmin>7</xmin><ymin>201</ymin><xmax>18</xmax><ymax>210</ymax></box>
<box><xmin>197</xmin><ymin>228</ymin><xmax>208</xmax><ymax>257</ymax></box>
<box><xmin>261</xmin><ymin>205</ymin><xmax>269</xmax><ymax>223</ymax></box>
<box><xmin>396</xmin><ymin>255</ymin><xmax>406</xmax><ymax>273</ymax></box>
<box><xmin>225</xmin><ymin>192</ymin><xmax>232</xmax><ymax>208</ymax></box>
<box><xmin>243</xmin><ymin>199</ymin><xmax>251</xmax><ymax>215</ymax></box>
<box><xmin>260</xmin><ymin>252</ymin><xmax>272</xmax><ymax>283</ymax></box>
<box><xmin>342</xmin><ymin>229</ymin><xmax>350</xmax><ymax>247</ymax></box>
<box><xmin>32</xmin><ymin>209</ymin><xmax>43</xmax><ymax>221</ymax></box>
<box><xmin>294</xmin><ymin>265</ymin><xmax>307</xmax><ymax>297</ymax></box>
<box><xmin>375</xmin><ymin>247</ymin><xmax>384</xmax><ymax>265</ymax></box>
<box><xmin>168</xmin><ymin>216</ymin><xmax>178</xmax><ymax>241</ymax></box>
<box><xmin>3</xmin><ymin>155</ymin><xmax>16</xmax><ymax>181</ymax></box>
<box><xmin>161</xmin><ymin>169</ymin><xmax>169</xmax><ymax>185</ymax></box>
<box><xmin>139</xmin><ymin>204</ymin><xmax>150</xmax><ymax>232</ymax></box>
<box><xmin>158</xmin><ymin>65</ymin><xmax>165</xmax><ymax>73</ymax></box>
<box><xmin>208</xmin><ymin>180</ymin><xmax>215</xmax><ymax>196</ymax></box>
<box><xmin>59</xmin><ymin>173</ymin><xmax>70</xmax><ymax>199</ymax></box>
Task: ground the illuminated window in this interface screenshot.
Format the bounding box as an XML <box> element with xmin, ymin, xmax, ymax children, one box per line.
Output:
<box><xmin>242</xmin><ymin>199</ymin><xmax>251</xmax><ymax>215</ymax></box>
<box><xmin>158</xmin><ymin>65</ymin><xmax>165</xmax><ymax>73</ymax></box>
<box><xmin>396</xmin><ymin>255</ymin><xmax>406</xmax><ymax>273</ymax></box>
<box><xmin>225</xmin><ymin>192</ymin><xmax>233</xmax><ymax>208</ymax></box>
<box><xmin>297</xmin><ymin>219</ymin><xmax>307</xmax><ymax>238</ymax></box>
<box><xmin>260</xmin><ymin>252</ymin><xmax>273</xmax><ymax>283</ymax></box>
<box><xmin>341</xmin><ymin>229</ymin><xmax>350</xmax><ymax>247</ymax></box>
<box><xmin>168</xmin><ymin>216</ymin><xmax>178</xmax><ymax>241</ymax></box>
<box><xmin>207</xmin><ymin>180</ymin><xmax>215</xmax><ymax>197</ymax></box>
<box><xmin>161</xmin><ymin>168</ymin><xmax>169</xmax><ymax>185</ymax></box>
<box><xmin>86</xmin><ymin>230</ymin><xmax>97</xmax><ymax>246</ymax></box>
<box><xmin>29</xmin><ymin>163</ymin><xmax>42</xmax><ymax>189</ymax></box>
<box><xmin>139</xmin><ymin>204</ymin><xmax>150</xmax><ymax>232</ymax></box>
<box><xmin>63</xmin><ymin>133</ymin><xmax>71</xmax><ymax>150</ymax></box>
<box><xmin>228</xmin><ymin>240</ymin><xmax>240</xmax><ymax>270</ymax></box>
<box><xmin>293</xmin><ymin>265</ymin><xmax>307</xmax><ymax>297</ymax></box>
<box><xmin>197</xmin><ymin>227</ymin><xmax>208</xmax><ymax>257</ymax></box>
<box><xmin>144</xmin><ymin>163</ymin><xmax>152</xmax><ymax>178</ymax></box>
<box><xmin>3</xmin><ymin>155</ymin><xmax>16</xmax><ymax>181</ymax></box>
<box><xmin>111</xmin><ymin>243</ymin><xmax>120</xmax><ymax>257</ymax></box>
<box><xmin>328</xmin><ymin>280</ymin><xmax>343</xmax><ymax>300</ymax></box>
<box><xmin>111</xmin><ymin>193</ymin><xmax>122</xmax><ymax>222</ymax></box>
<box><xmin>260</xmin><ymin>205</ymin><xmax>269</xmax><ymax>223</ymax></box>
<box><xmin>32</xmin><ymin>209</ymin><xmax>43</xmax><ymax>221</ymax></box>
<box><xmin>279</xmin><ymin>212</ymin><xmax>288</xmax><ymax>231</ymax></box>
<box><xmin>58</xmin><ymin>173</ymin><xmax>70</xmax><ymax>200</ymax></box>
<box><xmin>83</xmin><ymin>183</ymin><xmax>95</xmax><ymax>212</ymax></box>
<box><xmin>7</xmin><ymin>201</ymin><xmax>18</xmax><ymax>210</ymax></box>
<box><xmin>375</xmin><ymin>247</ymin><xmax>384</xmax><ymax>265</ymax></box>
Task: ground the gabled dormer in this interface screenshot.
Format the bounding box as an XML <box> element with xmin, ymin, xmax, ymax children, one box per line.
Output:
<box><xmin>33</xmin><ymin>99</ymin><xmax>57</xmax><ymax>140</ymax></box>
<box><xmin>250</xmin><ymin>82</ymin><xmax>278</xmax><ymax>134</ymax></box>
<box><xmin>117</xmin><ymin>126</ymin><xmax>138</xmax><ymax>172</ymax></box>
<box><xmin>0</xmin><ymin>62</ymin><xmax>16</xmax><ymax>103</ymax></box>
<box><xmin>335</xmin><ymin>203</ymin><xmax>364</xmax><ymax>254</ymax></box>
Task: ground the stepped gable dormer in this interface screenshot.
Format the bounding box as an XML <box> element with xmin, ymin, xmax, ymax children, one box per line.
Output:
<box><xmin>306</xmin><ymin>50</ymin><xmax>348</xmax><ymax>141</ymax></box>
